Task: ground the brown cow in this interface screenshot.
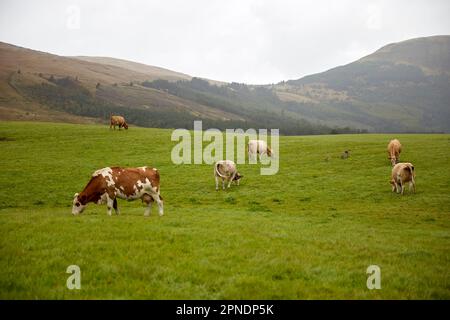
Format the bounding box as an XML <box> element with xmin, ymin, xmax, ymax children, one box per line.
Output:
<box><xmin>110</xmin><ymin>115</ymin><xmax>129</xmax><ymax>130</ymax></box>
<box><xmin>387</xmin><ymin>139</ymin><xmax>402</xmax><ymax>166</ymax></box>
<box><xmin>72</xmin><ymin>166</ymin><xmax>163</xmax><ymax>216</ymax></box>
<box><xmin>390</xmin><ymin>162</ymin><xmax>416</xmax><ymax>195</ymax></box>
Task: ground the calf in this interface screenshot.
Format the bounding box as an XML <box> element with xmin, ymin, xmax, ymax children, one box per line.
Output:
<box><xmin>387</xmin><ymin>139</ymin><xmax>402</xmax><ymax>166</ymax></box>
<box><xmin>248</xmin><ymin>139</ymin><xmax>272</xmax><ymax>161</ymax></box>
<box><xmin>214</xmin><ymin>160</ymin><xmax>243</xmax><ymax>190</ymax></box>
<box><xmin>72</xmin><ymin>166</ymin><xmax>163</xmax><ymax>216</ymax></box>
<box><xmin>390</xmin><ymin>162</ymin><xmax>416</xmax><ymax>195</ymax></box>
<box><xmin>110</xmin><ymin>115</ymin><xmax>129</xmax><ymax>130</ymax></box>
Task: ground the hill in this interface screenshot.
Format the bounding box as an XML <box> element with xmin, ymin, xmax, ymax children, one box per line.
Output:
<box><xmin>1</xmin><ymin>121</ymin><xmax>449</xmax><ymax>298</ymax></box>
<box><xmin>1</xmin><ymin>42</ymin><xmax>358</xmax><ymax>134</ymax></box>
<box><xmin>74</xmin><ymin>56</ymin><xmax>192</xmax><ymax>82</ymax></box>
<box><xmin>1</xmin><ymin>36</ymin><xmax>449</xmax><ymax>133</ymax></box>
<box><xmin>279</xmin><ymin>35</ymin><xmax>450</xmax><ymax>132</ymax></box>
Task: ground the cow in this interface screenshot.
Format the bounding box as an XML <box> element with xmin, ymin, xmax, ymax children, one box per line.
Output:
<box><xmin>248</xmin><ymin>139</ymin><xmax>272</xmax><ymax>161</ymax></box>
<box><xmin>387</xmin><ymin>139</ymin><xmax>402</xmax><ymax>166</ymax></box>
<box><xmin>72</xmin><ymin>166</ymin><xmax>163</xmax><ymax>216</ymax></box>
<box><xmin>390</xmin><ymin>162</ymin><xmax>416</xmax><ymax>195</ymax></box>
<box><xmin>110</xmin><ymin>115</ymin><xmax>129</xmax><ymax>130</ymax></box>
<box><xmin>341</xmin><ymin>150</ymin><xmax>351</xmax><ymax>159</ymax></box>
<box><xmin>214</xmin><ymin>160</ymin><xmax>243</xmax><ymax>190</ymax></box>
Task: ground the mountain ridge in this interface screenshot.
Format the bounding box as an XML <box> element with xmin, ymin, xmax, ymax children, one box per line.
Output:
<box><xmin>1</xmin><ymin>36</ymin><xmax>449</xmax><ymax>133</ymax></box>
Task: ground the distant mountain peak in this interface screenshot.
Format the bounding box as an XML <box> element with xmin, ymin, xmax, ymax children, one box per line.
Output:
<box><xmin>359</xmin><ymin>35</ymin><xmax>450</xmax><ymax>74</ymax></box>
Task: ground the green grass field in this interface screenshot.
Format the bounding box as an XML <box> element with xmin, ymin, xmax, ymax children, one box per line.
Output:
<box><xmin>0</xmin><ymin>121</ymin><xmax>449</xmax><ymax>299</ymax></box>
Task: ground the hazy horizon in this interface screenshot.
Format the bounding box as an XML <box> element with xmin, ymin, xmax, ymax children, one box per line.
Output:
<box><xmin>1</xmin><ymin>0</ymin><xmax>449</xmax><ymax>84</ymax></box>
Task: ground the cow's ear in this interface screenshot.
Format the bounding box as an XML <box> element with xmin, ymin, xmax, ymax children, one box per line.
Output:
<box><xmin>74</xmin><ymin>193</ymin><xmax>79</xmax><ymax>198</ymax></box>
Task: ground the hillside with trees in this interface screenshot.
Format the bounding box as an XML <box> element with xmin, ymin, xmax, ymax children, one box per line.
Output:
<box><xmin>1</xmin><ymin>36</ymin><xmax>449</xmax><ymax>133</ymax></box>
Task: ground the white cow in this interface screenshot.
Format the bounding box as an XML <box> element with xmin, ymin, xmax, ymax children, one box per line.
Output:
<box><xmin>214</xmin><ymin>160</ymin><xmax>243</xmax><ymax>190</ymax></box>
<box><xmin>390</xmin><ymin>162</ymin><xmax>416</xmax><ymax>195</ymax></box>
<box><xmin>248</xmin><ymin>139</ymin><xmax>272</xmax><ymax>161</ymax></box>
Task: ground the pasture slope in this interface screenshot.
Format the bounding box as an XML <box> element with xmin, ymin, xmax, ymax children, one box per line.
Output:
<box><xmin>0</xmin><ymin>121</ymin><xmax>449</xmax><ymax>299</ymax></box>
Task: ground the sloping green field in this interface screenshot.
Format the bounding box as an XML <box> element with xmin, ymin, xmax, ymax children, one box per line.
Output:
<box><xmin>0</xmin><ymin>121</ymin><xmax>449</xmax><ymax>299</ymax></box>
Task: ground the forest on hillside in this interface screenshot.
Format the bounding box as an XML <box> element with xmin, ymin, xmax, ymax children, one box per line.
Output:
<box><xmin>18</xmin><ymin>75</ymin><xmax>366</xmax><ymax>135</ymax></box>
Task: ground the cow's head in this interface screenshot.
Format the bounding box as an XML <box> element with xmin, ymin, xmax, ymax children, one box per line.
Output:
<box><xmin>72</xmin><ymin>193</ymin><xmax>87</xmax><ymax>215</ymax></box>
<box><xmin>234</xmin><ymin>172</ymin><xmax>243</xmax><ymax>181</ymax></box>
<box><xmin>123</xmin><ymin>122</ymin><xmax>129</xmax><ymax>130</ymax></box>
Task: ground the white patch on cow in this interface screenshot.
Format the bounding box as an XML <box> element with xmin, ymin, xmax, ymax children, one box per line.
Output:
<box><xmin>92</xmin><ymin>167</ymin><xmax>112</xmax><ymax>178</ymax></box>
<box><xmin>116</xmin><ymin>189</ymin><xmax>128</xmax><ymax>199</ymax></box>
<box><xmin>92</xmin><ymin>167</ymin><xmax>115</xmax><ymax>187</ymax></box>
<box><xmin>72</xmin><ymin>194</ymin><xmax>87</xmax><ymax>215</ymax></box>
<box><xmin>126</xmin><ymin>178</ymin><xmax>154</xmax><ymax>200</ymax></box>
<box><xmin>106</xmin><ymin>177</ymin><xmax>115</xmax><ymax>187</ymax></box>
<box><xmin>97</xmin><ymin>192</ymin><xmax>108</xmax><ymax>204</ymax></box>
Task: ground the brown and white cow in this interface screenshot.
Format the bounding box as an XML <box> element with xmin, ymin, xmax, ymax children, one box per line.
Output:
<box><xmin>214</xmin><ymin>160</ymin><xmax>243</xmax><ymax>190</ymax></box>
<box><xmin>110</xmin><ymin>115</ymin><xmax>129</xmax><ymax>130</ymax></box>
<box><xmin>387</xmin><ymin>139</ymin><xmax>402</xmax><ymax>166</ymax></box>
<box><xmin>72</xmin><ymin>166</ymin><xmax>163</xmax><ymax>216</ymax></box>
<box><xmin>248</xmin><ymin>139</ymin><xmax>272</xmax><ymax>161</ymax></box>
<box><xmin>390</xmin><ymin>162</ymin><xmax>416</xmax><ymax>195</ymax></box>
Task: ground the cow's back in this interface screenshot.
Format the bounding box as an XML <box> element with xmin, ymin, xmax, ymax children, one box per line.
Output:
<box><xmin>248</xmin><ymin>140</ymin><xmax>267</xmax><ymax>152</ymax></box>
<box><xmin>111</xmin><ymin>115</ymin><xmax>124</xmax><ymax>124</ymax></box>
<box><xmin>392</xmin><ymin>162</ymin><xmax>413</xmax><ymax>182</ymax></box>
<box><xmin>111</xmin><ymin>167</ymin><xmax>160</xmax><ymax>194</ymax></box>
<box><xmin>215</xmin><ymin>160</ymin><xmax>236</xmax><ymax>177</ymax></box>
<box><xmin>388</xmin><ymin>139</ymin><xmax>401</xmax><ymax>153</ymax></box>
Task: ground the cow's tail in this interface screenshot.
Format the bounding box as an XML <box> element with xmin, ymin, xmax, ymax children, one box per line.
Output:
<box><xmin>215</xmin><ymin>162</ymin><xmax>227</xmax><ymax>178</ymax></box>
<box><xmin>267</xmin><ymin>146</ymin><xmax>273</xmax><ymax>157</ymax></box>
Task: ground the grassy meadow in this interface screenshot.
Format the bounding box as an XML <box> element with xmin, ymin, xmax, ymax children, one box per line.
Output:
<box><xmin>0</xmin><ymin>121</ymin><xmax>449</xmax><ymax>299</ymax></box>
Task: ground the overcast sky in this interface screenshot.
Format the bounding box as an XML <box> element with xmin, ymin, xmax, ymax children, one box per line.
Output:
<box><xmin>1</xmin><ymin>0</ymin><xmax>449</xmax><ymax>84</ymax></box>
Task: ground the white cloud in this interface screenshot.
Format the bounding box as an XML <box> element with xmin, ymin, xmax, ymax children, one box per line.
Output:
<box><xmin>366</xmin><ymin>4</ymin><xmax>383</xmax><ymax>30</ymax></box>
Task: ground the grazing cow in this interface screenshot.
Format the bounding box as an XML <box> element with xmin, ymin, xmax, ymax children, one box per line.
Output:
<box><xmin>341</xmin><ymin>150</ymin><xmax>350</xmax><ymax>159</ymax></box>
<box><xmin>387</xmin><ymin>139</ymin><xmax>402</xmax><ymax>166</ymax></box>
<box><xmin>110</xmin><ymin>115</ymin><xmax>129</xmax><ymax>130</ymax></box>
<box><xmin>390</xmin><ymin>162</ymin><xmax>416</xmax><ymax>195</ymax></box>
<box><xmin>72</xmin><ymin>166</ymin><xmax>163</xmax><ymax>216</ymax></box>
<box><xmin>214</xmin><ymin>160</ymin><xmax>243</xmax><ymax>190</ymax></box>
<box><xmin>248</xmin><ymin>139</ymin><xmax>272</xmax><ymax>160</ymax></box>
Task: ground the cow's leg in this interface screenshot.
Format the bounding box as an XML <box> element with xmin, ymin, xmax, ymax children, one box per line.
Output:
<box><xmin>106</xmin><ymin>196</ymin><xmax>114</xmax><ymax>216</ymax></box>
<box><xmin>142</xmin><ymin>195</ymin><xmax>152</xmax><ymax>217</ymax></box>
<box><xmin>113</xmin><ymin>198</ymin><xmax>120</xmax><ymax>215</ymax></box>
<box><xmin>152</xmin><ymin>194</ymin><xmax>164</xmax><ymax>216</ymax></box>
<box><xmin>215</xmin><ymin>176</ymin><xmax>219</xmax><ymax>191</ymax></box>
<box><xmin>228</xmin><ymin>173</ymin><xmax>236</xmax><ymax>188</ymax></box>
<box><xmin>394</xmin><ymin>181</ymin><xmax>400</xmax><ymax>193</ymax></box>
<box><xmin>222</xmin><ymin>178</ymin><xmax>225</xmax><ymax>190</ymax></box>
<box><xmin>400</xmin><ymin>183</ymin><xmax>405</xmax><ymax>195</ymax></box>
<box><xmin>410</xmin><ymin>181</ymin><xmax>416</xmax><ymax>193</ymax></box>
<box><xmin>248</xmin><ymin>150</ymin><xmax>254</xmax><ymax>162</ymax></box>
